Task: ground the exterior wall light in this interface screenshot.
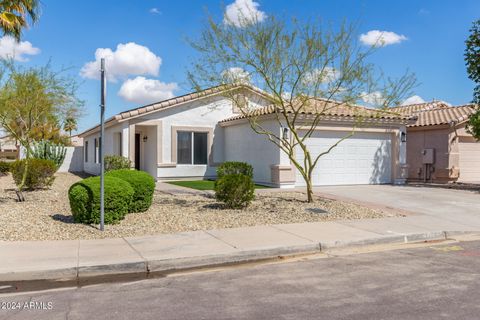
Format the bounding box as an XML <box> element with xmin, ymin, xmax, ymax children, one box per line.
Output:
<box><xmin>282</xmin><ymin>128</ymin><xmax>289</xmax><ymax>140</ymax></box>
<box><xmin>143</xmin><ymin>135</ymin><xmax>148</xmax><ymax>142</ymax></box>
<box><xmin>401</xmin><ymin>131</ymin><xmax>407</xmax><ymax>143</ymax></box>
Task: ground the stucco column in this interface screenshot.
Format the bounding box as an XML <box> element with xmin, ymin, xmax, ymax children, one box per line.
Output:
<box><xmin>156</xmin><ymin>122</ymin><xmax>162</xmax><ymax>165</ymax></box>
<box><xmin>394</xmin><ymin>126</ymin><xmax>408</xmax><ymax>184</ymax></box>
<box><xmin>128</xmin><ymin>123</ymin><xmax>135</xmax><ymax>167</ymax></box>
<box><xmin>121</xmin><ymin>124</ymin><xmax>129</xmax><ymax>158</ymax></box>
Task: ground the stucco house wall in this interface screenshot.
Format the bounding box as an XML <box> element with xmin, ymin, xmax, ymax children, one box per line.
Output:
<box><xmin>83</xmin><ymin>122</ymin><xmax>128</xmax><ymax>175</ymax></box>
<box><xmin>406</xmin><ymin>122</ymin><xmax>480</xmax><ymax>183</ymax></box>
<box><xmin>81</xmin><ymin>92</ymin><xmax>272</xmax><ymax>180</ymax></box>
<box><xmin>406</xmin><ymin>126</ymin><xmax>452</xmax><ymax>182</ymax></box>
<box><xmin>223</xmin><ymin>119</ymin><xmax>283</xmax><ymax>186</ymax></box>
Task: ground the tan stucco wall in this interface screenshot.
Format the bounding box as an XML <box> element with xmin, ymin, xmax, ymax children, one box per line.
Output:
<box><xmin>406</xmin><ymin>126</ymin><xmax>452</xmax><ymax>182</ymax></box>
<box><xmin>406</xmin><ymin>123</ymin><xmax>477</xmax><ymax>183</ymax></box>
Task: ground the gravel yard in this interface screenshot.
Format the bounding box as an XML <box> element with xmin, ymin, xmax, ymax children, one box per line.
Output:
<box><xmin>0</xmin><ymin>173</ymin><xmax>402</xmax><ymax>241</ymax></box>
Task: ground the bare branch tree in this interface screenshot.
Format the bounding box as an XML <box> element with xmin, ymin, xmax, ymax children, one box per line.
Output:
<box><xmin>188</xmin><ymin>14</ymin><xmax>416</xmax><ymax>202</ymax></box>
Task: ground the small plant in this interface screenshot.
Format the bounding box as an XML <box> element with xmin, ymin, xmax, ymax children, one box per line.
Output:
<box><xmin>214</xmin><ymin>174</ymin><xmax>255</xmax><ymax>209</ymax></box>
<box><xmin>31</xmin><ymin>140</ymin><xmax>67</xmax><ymax>169</ymax></box>
<box><xmin>10</xmin><ymin>158</ymin><xmax>56</xmax><ymax>190</ymax></box>
<box><xmin>214</xmin><ymin>162</ymin><xmax>255</xmax><ymax>209</ymax></box>
<box><xmin>0</xmin><ymin>161</ymin><xmax>10</xmax><ymax>175</ymax></box>
<box><xmin>106</xmin><ymin>169</ymin><xmax>155</xmax><ymax>212</ymax></box>
<box><xmin>217</xmin><ymin>161</ymin><xmax>253</xmax><ymax>178</ymax></box>
<box><xmin>105</xmin><ymin>155</ymin><xmax>132</xmax><ymax>172</ymax></box>
<box><xmin>68</xmin><ymin>176</ymin><xmax>134</xmax><ymax>224</ymax></box>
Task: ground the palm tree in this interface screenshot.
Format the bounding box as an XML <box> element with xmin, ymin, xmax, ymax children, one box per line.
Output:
<box><xmin>0</xmin><ymin>0</ymin><xmax>39</xmax><ymax>40</ymax></box>
<box><xmin>63</xmin><ymin>117</ymin><xmax>77</xmax><ymax>138</ymax></box>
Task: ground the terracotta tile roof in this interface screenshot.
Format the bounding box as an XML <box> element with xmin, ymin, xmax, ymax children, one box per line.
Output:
<box><xmin>220</xmin><ymin>98</ymin><xmax>414</xmax><ymax>123</ymax></box>
<box><xmin>389</xmin><ymin>101</ymin><xmax>451</xmax><ymax>115</ymax></box>
<box><xmin>409</xmin><ymin>105</ymin><xmax>476</xmax><ymax>127</ymax></box>
<box><xmin>79</xmin><ymin>84</ymin><xmax>270</xmax><ymax>137</ymax></box>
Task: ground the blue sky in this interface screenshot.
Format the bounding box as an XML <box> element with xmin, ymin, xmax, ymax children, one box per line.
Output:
<box><xmin>5</xmin><ymin>0</ymin><xmax>480</xmax><ymax>132</ymax></box>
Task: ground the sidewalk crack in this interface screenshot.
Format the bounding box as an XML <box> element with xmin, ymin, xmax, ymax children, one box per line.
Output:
<box><xmin>122</xmin><ymin>238</ymin><xmax>149</xmax><ymax>273</ymax></box>
<box><xmin>203</xmin><ymin>230</ymin><xmax>238</xmax><ymax>249</ymax></box>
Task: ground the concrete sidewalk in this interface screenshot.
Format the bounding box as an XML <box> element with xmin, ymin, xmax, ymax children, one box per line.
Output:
<box><xmin>1</xmin><ymin>214</ymin><xmax>480</xmax><ymax>285</ymax></box>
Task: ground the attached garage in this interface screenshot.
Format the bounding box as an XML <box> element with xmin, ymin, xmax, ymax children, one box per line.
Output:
<box><xmin>295</xmin><ymin>131</ymin><xmax>393</xmax><ymax>186</ymax></box>
<box><xmin>458</xmin><ymin>139</ymin><xmax>480</xmax><ymax>183</ymax></box>
<box><xmin>221</xmin><ymin>99</ymin><xmax>412</xmax><ymax>188</ymax></box>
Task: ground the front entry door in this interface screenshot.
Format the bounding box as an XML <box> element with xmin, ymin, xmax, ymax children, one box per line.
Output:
<box><xmin>135</xmin><ymin>133</ymin><xmax>140</xmax><ymax>170</ymax></box>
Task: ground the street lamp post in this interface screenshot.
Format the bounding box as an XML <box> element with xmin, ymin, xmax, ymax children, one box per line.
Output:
<box><xmin>99</xmin><ymin>58</ymin><xmax>106</xmax><ymax>231</ymax></box>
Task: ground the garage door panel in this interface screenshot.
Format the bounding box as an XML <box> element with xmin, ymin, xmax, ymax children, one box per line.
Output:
<box><xmin>459</xmin><ymin>141</ymin><xmax>480</xmax><ymax>183</ymax></box>
<box><xmin>295</xmin><ymin>131</ymin><xmax>392</xmax><ymax>186</ymax></box>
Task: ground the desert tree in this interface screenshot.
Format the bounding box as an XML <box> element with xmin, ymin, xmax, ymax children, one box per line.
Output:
<box><xmin>0</xmin><ymin>0</ymin><xmax>39</xmax><ymax>40</ymax></box>
<box><xmin>0</xmin><ymin>61</ymin><xmax>82</xmax><ymax>200</ymax></box>
<box><xmin>188</xmin><ymin>13</ymin><xmax>416</xmax><ymax>202</ymax></box>
<box><xmin>465</xmin><ymin>18</ymin><xmax>480</xmax><ymax>140</ymax></box>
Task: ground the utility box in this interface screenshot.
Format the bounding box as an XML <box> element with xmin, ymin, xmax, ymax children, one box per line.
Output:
<box><xmin>422</xmin><ymin>148</ymin><xmax>435</xmax><ymax>164</ymax></box>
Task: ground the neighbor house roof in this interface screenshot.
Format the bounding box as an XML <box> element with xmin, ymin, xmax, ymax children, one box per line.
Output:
<box><xmin>390</xmin><ymin>101</ymin><xmax>476</xmax><ymax>127</ymax></box>
<box><xmin>389</xmin><ymin>101</ymin><xmax>451</xmax><ymax>115</ymax></box>
<box><xmin>79</xmin><ymin>84</ymin><xmax>272</xmax><ymax>137</ymax></box>
<box><xmin>220</xmin><ymin>98</ymin><xmax>415</xmax><ymax>124</ymax></box>
<box><xmin>408</xmin><ymin>104</ymin><xmax>476</xmax><ymax>127</ymax></box>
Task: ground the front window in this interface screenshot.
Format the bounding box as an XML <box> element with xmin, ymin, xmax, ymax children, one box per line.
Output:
<box><xmin>177</xmin><ymin>131</ymin><xmax>208</xmax><ymax>165</ymax></box>
<box><xmin>85</xmin><ymin>141</ymin><xmax>89</xmax><ymax>162</ymax></box>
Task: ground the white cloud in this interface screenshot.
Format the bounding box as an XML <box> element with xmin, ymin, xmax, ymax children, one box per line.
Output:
<box><xmin>118</xmin><ymin>76</ymin><xmax>178</xmax><ymax>104</ymax></box>
<box><xmin>221</xmin><ymin>67</ymin><xmax>250</xmax><ymax>84</ymax></box>
<box><xmin>401</xmin><ymin>95</ymin><xmax>425</xmax><ymax>105</ymax></box>
<box><xmin>303</xmin><ymin>67</ymin><xmax>341</xmax><ymax>85</ymax></box>
<box><xmin>224</xmin><ymin>0</ymin><xmax>266</xmax><ymax>27</ymax></box>
<box><xmin>149</xmin><ymin>8</ymin><xmax>161</xmax><ymax>14</ymax></box>
<box><xmin>80</xmin><ymin>42</ymin><xmax>162</xmax><ymax>82</ymax></box>
<box><xmin>0</xmin><ymin>36</ymin><xmax>40</xmax><ymax>62</ymax></box>
<box><xmin>359</xmin><ymin>30</ymin><xmax>407</xmax><ymax>47</ymax></box>
<box><xmin>361</xmin><ymin>91</ymin><xmax>385</xmax><ymax>106</ymax></box>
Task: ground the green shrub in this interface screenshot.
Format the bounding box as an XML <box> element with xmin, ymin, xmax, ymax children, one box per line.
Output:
<box><xmin>68</xmin><ymin>176</ymin><xmax>134</xmax><ymax>224</ymax></box>
<box><xmin>31</xmin><ymin>140</ymin><xmax>67</xmax><ymax>169</ymax></box>
<box><xmin>217</xmin><ymin>161</ymin><xmax>253</xmax><ymax>178</ymax></box>
<box><xmin>106</xmin><ymin>169</ymin><xmax>155</xmax><ymax>212</ymax></box>
<box><xmin>10</xmin><ymin>158</ymin><xmax>56</xmax><ymax>189</ymax></box>
<box><xmin>105</xmin><ymin>155</ymin><xmax>132</xmax><ymax>172</ymax></box>
<box><xmin>214</xmin><ymin>174</ymin><xmax>255</xmax><ymax>209</ymax></box>
<box><xmin>0</xmin><ymin>161</ymin><xmax>10</xmax><ymax>175</ymax></box>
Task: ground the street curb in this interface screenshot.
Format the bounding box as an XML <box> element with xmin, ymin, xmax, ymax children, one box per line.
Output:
<box><xmin>0</xmin><ymin>230</ymin><xmax>478</xmax><ymax>290</ymax></box>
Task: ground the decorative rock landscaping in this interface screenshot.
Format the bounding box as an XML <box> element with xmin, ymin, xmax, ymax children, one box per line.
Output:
<box><xmin>0</xmin><ymin>173</ymin><xmax>401</xmax><ymax>241</ymax></box>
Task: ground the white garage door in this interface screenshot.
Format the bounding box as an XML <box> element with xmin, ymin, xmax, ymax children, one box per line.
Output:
<box><xmin>295</xmin><ymin>131</ymin><xmax>392</xmax><ymax>186</ymax></box>
<box><xmin>458</xmin><ymin>140</ymin><xmax>480</xmax><ymax>183</ymax></box>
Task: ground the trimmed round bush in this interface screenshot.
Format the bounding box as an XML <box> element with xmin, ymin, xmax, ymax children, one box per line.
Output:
<box><xmin>214</xmin><ymin>173</ymin><xmax>255</xmax><ymax>209</ymax></box>
<box><xmin>217</xmin><ymin>161</ymin><xmax>253</xmax><ymax>179</ymax></box>
<box><xmin>68</xmin><ymin>176</ymin><xmax>134</xmax><ymax>224</ymax></box>
<box><xmin>10</xmin><ymin>158</ymin><xmax>56</xmax><ymax>189</ymax></box>
<box><xmin>106</xmin><ymin>169</ymin><xmax>155</xmax><ymax>212</ymax></box>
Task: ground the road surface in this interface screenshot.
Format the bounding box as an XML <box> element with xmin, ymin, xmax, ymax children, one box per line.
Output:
<box><xmin>2</xmin><ymin>240</ymin><xmax>480</xmax><ymax>319</ymax></box>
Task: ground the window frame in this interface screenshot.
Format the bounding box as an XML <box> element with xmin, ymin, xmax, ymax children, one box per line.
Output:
<box><xmin>84</xmin><ymin>140</ymin><xmax>89</xmax><ymax>162</ymax></box>
<box><xmin>176</xmin><ymin>131</ymin><xmax>209</xmax><ymax>165</ymax></box>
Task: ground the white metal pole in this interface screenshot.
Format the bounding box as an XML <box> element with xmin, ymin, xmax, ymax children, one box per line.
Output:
<box><xmin>100</xmin><ymin>58</ymin><xmax>106</xmax><ymax>231</ymax></box>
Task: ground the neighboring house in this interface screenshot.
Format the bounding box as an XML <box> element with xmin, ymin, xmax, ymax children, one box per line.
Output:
<box><xmin>391</xmin><ymin>102</ymin><xmax>479</xmax><ymax>183</ymax></box>
<box><xmin>78</xmin><ymin>85</ymin><xmax>413</xmax><ymax>187</ymax></box>
<box><xmin>0</xmin><ymin>135</ymin><xmax>18</xmax><ymax>159</ymax></box>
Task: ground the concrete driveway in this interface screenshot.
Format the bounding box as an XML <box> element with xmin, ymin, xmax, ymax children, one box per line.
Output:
<box><xmin>314</xmin><ymin>185</ymin><xmax>480</xmax><ymax>225</ymax></box>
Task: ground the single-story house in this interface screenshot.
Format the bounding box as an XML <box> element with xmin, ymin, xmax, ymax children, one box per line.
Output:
<box><xmin>391</xmin><ymin>101</ymin><xmax>479</xmax><ymax>183</ymax></box>
<box><xmin>78</xmin><ymin>85</ymin><xmax>413</xmax><ymax>187</ymax></box>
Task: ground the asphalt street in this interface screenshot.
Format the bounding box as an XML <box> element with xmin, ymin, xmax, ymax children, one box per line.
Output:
<box><xmin>2</xmin><ymin>240</ymin><xmax>480</xmax><ymax>320</ymax></box>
